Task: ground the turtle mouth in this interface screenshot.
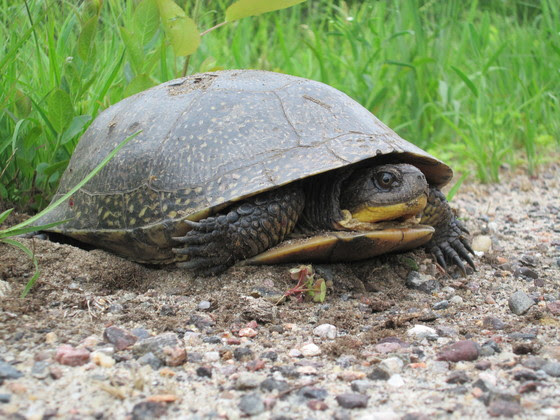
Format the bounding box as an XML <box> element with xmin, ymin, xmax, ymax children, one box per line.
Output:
<box><xmin>343</xmin><ymin>193</ymin><xmax>428</xmax><ymax>227</ymax></box>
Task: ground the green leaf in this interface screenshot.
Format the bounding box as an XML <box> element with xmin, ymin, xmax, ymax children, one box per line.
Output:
<box><xmin>156</xmin><ymin>0</ymin><xmax>200</xmax><ymax>57</ymax></box>
<box><xmin>446</xmin><ymin>172</ymin><xmax>468</xmax><ymax>201</ymax></box>
<box><xmin>120</xmin><ymin>27</ymin><xmax>144</xmax><ymax>74</ymax></box>
<box><xmin>0</xmin><ymin>208</ymin><xmax>14</xmax><ymax>224</ymax></box>
<box><xmin>123</xmin><ymin>74</ymin><xmax>156</xmax><ymax>98</ymax></box>
<box><xmin>61</xmin><ymin>115</ymin><xmax>92</xmax><ymax>145</ymax></box>
<box><xmin>451</xmin><ymin>65</ymin><xmax>479</xmax><ymax>98</ymax></box>
<box><xmin>225</xmin><ymin>0</ymin><xmax>306</xmax><ymax>21</ymax></box>
<box><xmin>47</xmin><ymin>89</ymin><xmax>75</xmax><ymax>133</ymax></box>
<box><xmin>134</xmin><ymin>0</ymin><xmax>160</xmax><ymax>47</ymax></box>
<box><xmin>77</xmin><ymin>16</ymin><xmax>99</xmax><ymax>61</ymax></box>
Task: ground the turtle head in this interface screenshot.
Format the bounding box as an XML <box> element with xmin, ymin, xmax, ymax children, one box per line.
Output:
<box><xmin>340</xmin><ymin>163</ymin><xmax>428</xmax><ymax>223</ymax></box>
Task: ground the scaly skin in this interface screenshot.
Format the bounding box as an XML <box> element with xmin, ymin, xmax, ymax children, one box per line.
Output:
<box><xmin>420</xmin><ymin>187</ymin><xmax>475</xmax><ymax>274</ymax></box>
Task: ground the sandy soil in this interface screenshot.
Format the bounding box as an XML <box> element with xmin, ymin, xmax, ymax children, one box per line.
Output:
<box><xmin>0</xmin><ymin>164</ymin><xmax>559</xmax><ymax>419</ymax></box>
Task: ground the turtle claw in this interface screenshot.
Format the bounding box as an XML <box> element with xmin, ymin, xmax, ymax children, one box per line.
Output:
<box><xmin>427</xmin><ymin>221</ymin><xmax>476</xmax><ymax>275</ymax></box>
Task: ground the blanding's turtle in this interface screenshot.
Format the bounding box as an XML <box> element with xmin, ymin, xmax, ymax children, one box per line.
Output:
<box><xmin>38</xmin><ymin>70</ymin><xmax>474</xmax><ymax>275</ymax></box>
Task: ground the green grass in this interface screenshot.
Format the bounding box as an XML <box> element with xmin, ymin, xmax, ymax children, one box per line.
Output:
<box><xmin>1</xmin><ymin>0</ymin><xmax>559</xmax><ymax>210</ymax></box>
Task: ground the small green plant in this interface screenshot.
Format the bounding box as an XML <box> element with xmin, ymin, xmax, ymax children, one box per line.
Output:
<box><xmin>281</xmin><ymin>265</ymin><xmax>327</xmax><ymax>303</ymax></box>
<box><xmin>0</xmin><ymin>131</ymin><xmax>140</xmax><ymax>297</ymax></box>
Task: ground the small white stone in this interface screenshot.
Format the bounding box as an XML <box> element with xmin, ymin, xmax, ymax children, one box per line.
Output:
<box><xmin>450</xmin><ymin>296</ymin><xmax>464</xmax><ymax>305</ymax></box>
<box><xmin>478</xmin><ymin>372</ymin><xmax>497</xmax><ymax>386</ymax></box>
<box><xmin>90</xmin><ymin>351</ymin><xmax>115</xmax><ymax>368</ymax></box>
<box><xmin>204</xmin><ymin>351</ymin><xmax>220</xmax><ymax>362</ymax></box>
<box><xmin>183</xmin><ymin>332</ymin><xmax>202</xmax><ymax>345</ymax></box>
<box><xmin>407</xmin><ymin>324</ymin><xmax>438</xmax><ymax>340</ymax></box>
<box><xmin>300</xmin><ymin>343</ymin><xmax>321</xmax><ymax>357</ymax></box>
<box><xmin>472</xmin><ymin>235</ymin><xmax>492</xmax><ymax>252</ymax></box>
<box><xmin>289</xmin><ymin>348</ymin><xmax>302</xmax><ymax>358</ymax></box>
<box><xmin>313</xmin><ymin>324</ymin><xmax>337</xmax><ymax>339</ymax></box>
<box><xmin>387</xmin><ymin>374</ymin><xmax>405</xmax><ymax>388</ymax></box>
<box><xmin>380</xmin><ymin>357</ymin><xmax>404</xmax><ymax>373</ymax></box>
<box><xmin>356</xmin><ymin>410</ymin><xmax>399</xmax><ymax>420</ymax></box>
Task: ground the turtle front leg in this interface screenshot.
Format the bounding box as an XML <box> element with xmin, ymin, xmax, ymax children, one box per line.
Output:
<box><xmin>172</xmin><ymin>186</ymin><xmax>305</xmax><ymax>275</ymax></box>
<box><xmin>420</xmin><ymin>187</ymin><xmax>475</xmax><ymax>274</ymax></box>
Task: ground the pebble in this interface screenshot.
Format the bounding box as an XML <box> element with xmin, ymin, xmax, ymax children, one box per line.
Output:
<box><xmin>547</xmin><ymin>301</ymin><xmax>560</xmax><ymax>315</ymax></box>
<box><xmin>31</xmin><ymin>361</ymin><xmax>49</xmax><ymax>379</ymax></box>
<box><xmin>299</xmin><ymin>386</ymin><xmax>328</xmax><ymax>400</ymax></box>
<box><xmin>405</xmin><ymin>272</ymin><xmax>441</xmax><ymax>293</ymax></box>
<box><xmin>335</xmin><ymin>393</ymin><xmax>369</xmax><ymax>409</ymax></box>
<box><xmin>368</xmin><ymin>366</ymin><xmax>391</xmax><ymax>380</ymax></box>
<box><xmin>45</xmin><ymin>332</ymin><xmax>57</xmax><ymax>344</ymax></box>
<box><xmin>162</xmin><ymin>346</ymin><xmax>186</xmax><ymax>366</ymax></box>
<box><xmin>407</xmin><ymin>325</ymin><xmax>438</xmax><ymax>340</ymax></box>
<box><xmin>204</xmin><ymin>351</ymin><xmax>220</xmax><ymax>362</ymax></box>
<box><xmin>197</xmin><ymin>300</ymin><xmax>212</xmax><ymax>311</ymax></box>
<box><xmin>521</xmin><ymin>356</ymin><xmax>546</xmax><ymax>370</ymax></box>
<box><xmin>513</xmin><ymin>266</ymin><xmax>538</xmax><ymax>279</ymax></box>
<box><xmin>238</xmin><ymin>393</ymin><xmax>265</xmax><ymax>416</ymax></box>
<box><xmin>482</xmin><ymin>316</ymin><xmax>506</xmax><ymax>330</ymax></box>
<box><xmin>487</xmin><ymin>398</ymin><xmax>522</xmax><ymax>417</ymax></box>
<box><xmin>236</xmin><ymin>372</ymin><xmax>264</xmax><ymax>390</ymax></box>
<box><xmin>131</xmin><ymin>328</ymin><xmax>151</xmax><ymax>340</ymax></box>
<box><xmin>375</xmin><ymin>342</ymin><xmax>401</xmax><ymax>353</ymax></box>
<box><xmin>137</xmin><ymin>352</ymin><xmax>162</xmax><ymax>370</ymax></box>
<box><xmin>511</xmin><ymin>369</ymin><xmax>538</xmax><ymax>381</ymax></box>
<box><xmin>130</xmin><ymin>401</ymin><xmax>167</xmax><ymax>419</ymax></box>
<box><xmin>380</xmin><ymin>357</ymin><xmax>404</xmax><ymax>373</ymax></box>
<box><xmin>238</xmin><ymin>328</ymin><xmax>258</xmax><ymax>338</ymax></box>
<box><xmin>542</xmin><ymin>361</ymin><xmax>560</xmax><ymax>377</ymax></box>
<box><xmin>132</xmin><ymin>332</ymin><xmax>181</xmax><ymax>362</ymax></box>
<box><xmin>313</xmin><ymin>324</ymin><xmax>337</xmax><ymax>339</ymax></box>
<box><xmin>446</xmin><ymin>370</ymin><xmax>470</xmax><ymax>384</ymax></box>
<box><xmin>233</xmin><ymin>347</ymin><xmax>254</xmax><ymax>361</ymax></box>
<box><xmin>433</xmin><ymin>300</ymin><xmax>449</xmax><ymax>310</ymax></box>
<box><xmin>196</xmin><ymin>366</ymin><xmax>212</xmax><ymax>378</ymax></box>
<box><xmin>260</xmin><ymin>378</ymin><xmax>289</xmax><ymax>392</ymax></box>
<box><xmin>300</xmin><ymin>343</ymin><xmax>321</xmax><ymax>357</ymax></box>
<box><xmin>91</xmin><ymin>351</ymin><xmax>116</xmax><ymax>368</ymax></box>
<box><xmin>351</xmin><ymin>379</ymin><xmax>373</xmax><ymax>393</ymax></box>
<box><xmin>436</xmin><ymin>340</ymin><xmax>480</xmax><ymax>362</ymax></box>
<box><xmin>472</xmin><ymin>235</ymin><xmax>492</xmax><ymax>252</ymax></box>
<box><xmin>0</xmin><ymin>393</ymin><xmax>11</xmax><ymax>403</ymax></box>
<box><xmin>0</xmin><ymin>361</ymin><xmax>23</xmax><ymax>382</ymax></box>
<box><xmin>387</xmin><ymin>374</ymin><xmax>405</xmax><ymax>388</ymax></box>
<box><xmin>307</xmin><ymin>400</ymin><xmax>328</xmax><ymax>411</ymax></box>
<box><xmin>55</xmin><ymin>344</ymin><xmax>90</xmax><ymax>366</ymax></box>
<box><xmin>261</xmin><ymin>351</ymin><xmax>278</xmax><ymax>362</ymax></box>
<box><xmin>450</xmin><ymin>296</ymin><xmax>463</xmax><ymax>305</ymax></box>
<box><xmin>103</xmin><ymin>326</ymin><xmax>138</xmax><ymax>351</ymax></box>
<box><xmin>508</xmin><ymin>291</ymin><xmax>535</xmax><ymax>315</ymax></box>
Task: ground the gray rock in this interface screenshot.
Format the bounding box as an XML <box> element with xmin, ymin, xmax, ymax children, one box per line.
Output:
<box><xmin>351</xmin><ymin>379</ymin><xmax>373</xmax><ymax>393</ymax></box>
<box><xmin>260</xmin><ymin>378</ymin><xmax>289</xmax><ymax>392</ymax></box>
<box><xmin>31</xmin><ymin>361</ymin><xmax>49</xmax><ymax>379</ymax></box>
<box><xmin>0</xmin><ymin>393</ymin><xmax>11</xmax><ymax>403</ymax></box>
<box><xmin>482</xmin><ymin>316</ymin><xmax>506</xmax><ymax>330</ymax></box>
<box><xmin>521</xmin><ymin>356</ymin><xmax>547</xmax><ymax>370</ymax></box>
<box><xmin>511</xmin><ymin>369</ymin><xmax>538</xmax><ymax>381</ymax></box>
<box><xmin>446</xmin><ymin>370</ymin><xmax>470</xmax><ymax>384</ymax></box>
<box><xmin>238</xmin><ymin>393</ymin><xmax>265</xmax><ymax>416</ymax></box>
<box><xmin>508</xmin><ymin>291</ymin><xmax>534</xmax><ymax>315</ymax></box>
<box><xmin>103</xmin><ymin>326</ymin><xmax>138</xmax><ymax>351</ymax></box>
<box><xmin>197</xmin><ymin>300</ymin><xmax>212</xmax><ymax>311</ymax></box>
<box><xmin>137</xmin><ymin>352</ymin><xmax>162</xmax><ymax>370</ymax></box>
<box><xmin>196</xmin><ymin>366</ymin><xmax>212</xmax><ymax>378</ymax></box>
<box><xmin>131</xmin><ymin>328</ymin><xmax>151</xmax><ymax>340</ymax></box>
<box><xmin>0</xmin><ymin>361</ymin><xmax>23</xmax><ymax>383</ymax></box>
<box><xmin>132</xmin><ymin>332</ymin><xmax>180</xmax><ymax>361</ymax></box>
<box><xmin>335</xmin><ymin>393</ymin><xmax>369</xmax><ymax>409</ymax></box>
<box><xmin>236</xmin><ymin>373</ymin><xmax>263</xmax><ymax>390</ymax></box>
<box><xmin>298</xmin><ymin>386</ymin><xmax>327</xmax><ymax>400</ymax></box>
<box><xmin>131</xmin><ymin>401</ymin><xmax>167</xmax><ymax>420</ymax></box>
<box><xmin>542</xmin><ymin>361</ymin><xmax>560</xmax><ymax>377</ymax></box>
<box><xmin>405</xmin><ymin>272</ymin><xmax>441</xmax><ymax>293</ymax></box>
<box><xmin>233</xmin><ymin>347</ymin><xmax>254</xmax><ymax>361</ymax></box>
<box><xmin>368</xmin><ymin>366</ymin><xmax>390</xmax><ymax>381</ymax></box>
<box><xmin>487</xmin><ymin>398</ymin><xmax>522</xmax><ymax>417</ymax></box>
<box><xmin>433</xmin><ymin>300</ymin><xmax>449</xmax><ymax>310</ymax></box>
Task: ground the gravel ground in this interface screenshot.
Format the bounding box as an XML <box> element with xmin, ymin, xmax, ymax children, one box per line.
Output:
<box><xmin>1</xmin><ymin>164</ymin><xmax>559</xmax><ymax>419</ymax></box>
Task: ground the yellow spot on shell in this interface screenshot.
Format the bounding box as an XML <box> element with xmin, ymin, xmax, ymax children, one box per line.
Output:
<box><xmin>139</xmin><ymin>207</ymin><xmax>147</xmax><ymax>217</ymax></box>
<box><xmin>167</xmin><ymin>211</ymin><xmax>177</xmax><ymax>218</ymax></box>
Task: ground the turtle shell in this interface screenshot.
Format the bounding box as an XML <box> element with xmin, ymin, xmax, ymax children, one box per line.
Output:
<box><xmin>39</xmin><ymin>70</ymin><xmax>453</xmax><ymax>263</ymax></box>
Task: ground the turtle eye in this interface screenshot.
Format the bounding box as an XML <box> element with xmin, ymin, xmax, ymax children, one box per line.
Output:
<box><xmin>374</xmin><ymin>171</ymin><xmax>397</xmax><ymax>190</ymax></box>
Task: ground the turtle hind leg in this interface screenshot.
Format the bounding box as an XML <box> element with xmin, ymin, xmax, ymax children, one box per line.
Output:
<box><xmin>173</xmin><ymin>185</ymin><xmax>305</xmax><ymax>275</ymax></box>
<box><xmin>420</xmin><ymin>187</ymin><xmax>475</xmax><ymax>274</ymax></box>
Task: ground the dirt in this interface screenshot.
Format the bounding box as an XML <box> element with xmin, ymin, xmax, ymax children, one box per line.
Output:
<box><xmin>0</xmin><ymin>164</ymin><xmax>559</xmax><ymax>419</ymax></box>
